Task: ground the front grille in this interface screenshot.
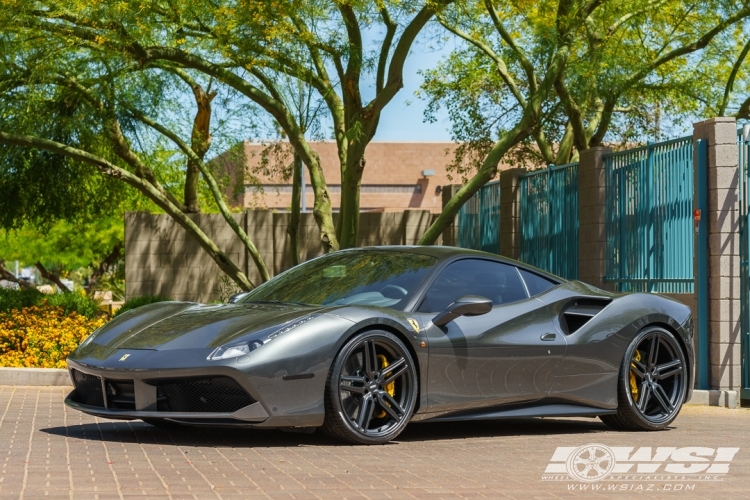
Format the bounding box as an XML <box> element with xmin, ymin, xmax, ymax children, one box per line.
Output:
<box><xmin>71</xmin><ymin>369</ymin><xmax>105</xmax><ymax>408</ymax></box>
<box><xmin>156</xmin><ymin>377</ymin><xmax>255</xmax><ymax>413</ymax></box>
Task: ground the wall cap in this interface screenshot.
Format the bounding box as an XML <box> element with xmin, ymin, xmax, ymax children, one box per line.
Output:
<box><xmin>0</xmin><ymin>368</ymin><xmax>71</xmax><ymax>387</ymax></box>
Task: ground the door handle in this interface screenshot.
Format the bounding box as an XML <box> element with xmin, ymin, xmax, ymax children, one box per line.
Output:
<box><xmin>541</xmin><ymin>332</ymin><xmax>556</xmax><ymax>341</ymax></box>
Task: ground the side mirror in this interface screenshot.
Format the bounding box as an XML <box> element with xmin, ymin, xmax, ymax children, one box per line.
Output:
<box><xmin>432</xmin><ymin>295</ymin><xmax>492</xmax><ymax>326</ymax></box>
<box><xmin>227</xmin><ymin>292</ymin><xmax>250</xmax><ymax>304</ymax></box>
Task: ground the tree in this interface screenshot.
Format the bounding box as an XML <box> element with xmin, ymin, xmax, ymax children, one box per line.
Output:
<box><xmin>4</xmin><ymin>0</ymin><xmax>454</xmax><ymax>251</ymax></box>
<box><xmin>0</xmin><ymin>218</ymin><xmax>124</xmax><ymax>295</ymax></box>
<box><xmin>0</xmin><ymin>10</ymin><xmax>273</xmax><ymax>290</ymax></box>
<box><xmin>417</xmin><ymin>0</ymin><xmax>750</xmax><ymax>244</ymax></box>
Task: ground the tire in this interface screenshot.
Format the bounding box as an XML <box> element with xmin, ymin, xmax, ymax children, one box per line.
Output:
<box><xmin>322</xmin><ymin>330</ymin><xmax>418</xmax><ymax>445</ymax></box>
<box><xmin>600</xmin><ymin>326</ymin><xmax>688</xmax><ymax>431</ymax></box>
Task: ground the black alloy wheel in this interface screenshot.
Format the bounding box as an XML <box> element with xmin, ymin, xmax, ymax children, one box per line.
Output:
<box><xmin>322</xmin><ymin>330</ymin><xmax>417</xmax><ymax>444</ymax></box>
<box><xmin>601</xmin><ymin>326</ymin><xmax>687</xmax><ymax>431</ymax></box>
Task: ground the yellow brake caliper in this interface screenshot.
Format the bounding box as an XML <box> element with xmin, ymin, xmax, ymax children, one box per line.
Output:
<box><xmin>630</xmin><ymin>349</ymin><xmax>642</xmax><ymax>402</ymax></box>
<box><xmin>376</xmin><ymin>354</ymin><xmax>396</xmax><ymax>418</ymax></box>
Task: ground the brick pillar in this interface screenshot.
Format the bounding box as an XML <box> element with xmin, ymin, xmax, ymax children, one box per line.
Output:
<box><xmin>693</xmin><ymin>117</ymin><xmax>741</xmax><ymax>392</ymax></box>
<box><xmin>578</xmin><ymin>146</ymin><xmax>612</xmax><ymax>291</ymax></box>
<box><xmin>441</xmin><ymin>184</ymin><xmax>462</xmax><ymax>247</ymax></box>
<box><xmin>499</xmin><ymin>168</ymin><xmax>526</xmax><ymax>259</ymax></box>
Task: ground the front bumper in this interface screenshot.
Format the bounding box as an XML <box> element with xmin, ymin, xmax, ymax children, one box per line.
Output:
<box><xmin>66</xmin><ymin>359</ymin><xmax>272</xmax><ymax>426</ymax></box>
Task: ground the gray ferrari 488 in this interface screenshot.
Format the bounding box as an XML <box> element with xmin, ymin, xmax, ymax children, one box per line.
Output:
<box><xmin>66</xmin><ymin>246</ymin><xmax>694</xmax><ymax>444</ymax></box>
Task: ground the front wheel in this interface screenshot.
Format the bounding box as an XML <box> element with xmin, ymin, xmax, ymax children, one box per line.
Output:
<box><xmin>601</xmin><ymin>326</ymin><xmax>688</xmax><ymax>431</ymax></box>
<box><xmin>322</xmin><ymin>330</ymin><xmax>418</xmax><ymax>444</ymax></box>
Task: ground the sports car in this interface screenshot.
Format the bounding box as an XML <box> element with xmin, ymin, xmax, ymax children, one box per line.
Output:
<box><xmin>66</xmin><ymin>246</ymin><xmax>694</xmax><ymax>444</ymax></box>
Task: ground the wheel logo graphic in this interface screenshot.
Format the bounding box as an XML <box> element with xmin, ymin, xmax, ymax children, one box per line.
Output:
<box><xmin>566</xmin><ymin>444</ymin><xmax>616</xmax><ymax>482</ymax></box>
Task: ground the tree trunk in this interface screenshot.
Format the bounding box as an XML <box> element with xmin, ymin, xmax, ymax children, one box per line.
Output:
<box><xmin>287</xmin><ymin>152</ymin><xmax>302</xmax><ymax>266</ymax></box>
<box><xmin>337</xmin><ymin>155</ymin><xmax>365</xmax><ymax>249</ymax></box>
<box><xmin>35</xmin><ymin>261</ymin><xmax>70</xmax><ymax>293</ymax></box>
<box><xmin>184</xmin><ymin>85</ymin><xmax>217</xmax><ymax>213</ymax></box>
<box><xmin>419</xmin><ymin>124</ymin><xmax>530</xmax><ymax>245</ymax></box>
<box><xmin>305</xmin><ymin>151</ymin><xmax>339</xmax><ymax>251</ymax></box>
<box><xmin>0</xmin><ymin>260</ymin><xmax>33</xmax><ymax>289</ymax></box>
<box><xmin>86</xmin><ymin>241</ymin><xmax>123</xmax><ymax>296</ymax></box>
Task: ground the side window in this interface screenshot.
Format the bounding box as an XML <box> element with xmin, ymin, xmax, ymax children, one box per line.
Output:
<box><xmin>418</xmin><ymin>259</ymin><xmax>528</xmax><ymax>313</ymax></box>
<box><xmin>519</xmin><ymin>269</ymin><xmax>558</xmax><ymax>296</ymax></box>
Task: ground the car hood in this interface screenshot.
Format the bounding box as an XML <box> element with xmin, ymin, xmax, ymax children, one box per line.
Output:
<box><xmin>79</xmin><ymin>301</ymin><xmax>325</xmax><ymax>355</ymax></box>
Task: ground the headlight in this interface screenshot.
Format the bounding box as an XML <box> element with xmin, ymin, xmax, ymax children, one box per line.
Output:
<box><xmin>207</xmin><ymin>314</ymin><xmax>318</xmax><ymax>361</ymax></box>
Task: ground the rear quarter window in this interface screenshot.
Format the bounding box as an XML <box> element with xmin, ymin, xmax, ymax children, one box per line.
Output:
<box><xmin>519</xmin><ymin>269</ymin><xmax>558</xmax><ymax>296</ymax></box>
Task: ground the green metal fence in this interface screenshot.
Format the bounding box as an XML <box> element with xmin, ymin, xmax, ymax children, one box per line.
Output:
<box><xmin>519</xmin><ymin>163</ymin><xmax>579</xmax><ymax>279</ymax></box>
<box><xmin>457</xmin><ymin>181</ymin><xmax>501</xmax><ymax>253</ymax></box>
<box><xmin>739</xmin><ymin>128</ymin><xmax>750</xmax><ymax>399</ymax></box>
<box><xmin>604</xmin><ymin>136</ymin><xmax>695</xmax><ymax>293</ymax></box>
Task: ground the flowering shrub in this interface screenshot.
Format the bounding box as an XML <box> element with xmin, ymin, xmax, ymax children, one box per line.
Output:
<box><xmin>0</xmin><ymin>306</ymin><xmax>106</xmax><ymax>368</ymax></box>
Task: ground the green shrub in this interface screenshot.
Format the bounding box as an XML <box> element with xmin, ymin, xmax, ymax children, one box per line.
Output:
<box><xmin>115</xmin><ymin>295</ymin><xmax>173</xmax><ymax>317</ymax></box>
<box><xmin>0</xmin><ymin>287</ymin><xmax>101</xmax><ymax>318</ymax></box>
<box><xmin>44</xmin><ymin>292</ymin><xmax>100</xmax><ymax>319</ymax></box>
<box><xmin>0</xmin><ymin>287</ymin><xmax>44</xmax><ymax>313</ymax></box>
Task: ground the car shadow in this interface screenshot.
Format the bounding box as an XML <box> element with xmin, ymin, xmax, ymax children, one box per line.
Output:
<box><xmin>398</xmin><ymin>417</ymin><xmax>629</xmax><ymax>442</ymax></box>
<box><xmin>39</xmin><ymin>416</ymin><xmax>644</xmax><ymax>448</ymax></box>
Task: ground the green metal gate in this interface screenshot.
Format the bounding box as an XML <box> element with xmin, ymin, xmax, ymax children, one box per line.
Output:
<box><xmin>739</xmin><ymin>129</ymin><xmax>750</xmax><ymax>400</ymax></box>
<box><xmin>605</xmin><ymin>136</ymin><xmax>709</xmax><ymax>389</ymax></box>
<box><xmin>604</xmin><ymin>137</ymin><xmax>695</xmax><ymax>293</ymax></box>
<box><xmin>457</xmin><ymin>181</ymin><xmax>501</xmax><ymax>253</ymax></box>
<box><xmin>519</xmin><ymin>163</ymin><xmax>579</xmax><ymax>279</ymax></box>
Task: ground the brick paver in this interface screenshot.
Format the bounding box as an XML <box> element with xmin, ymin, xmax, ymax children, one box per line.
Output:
<box><xmin>0</xmin><ymin>386</ymin><xmax>748</xmax><ymax>499</ymax></box>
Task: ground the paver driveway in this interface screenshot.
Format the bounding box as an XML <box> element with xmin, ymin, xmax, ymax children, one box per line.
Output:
<box><xmin>0</xmin><ymin>386</ymin><xmax>748</xmax><ymax>499</ymax></box>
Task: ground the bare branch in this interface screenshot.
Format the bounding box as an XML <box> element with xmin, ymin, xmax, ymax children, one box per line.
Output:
<box><xmin>376</xmin><ymin>6</ymin><xmax>398</xmax><ymax>94</ymax></box>
<box><xmin>484</xmin><ymin>0</ymin><xmax>536</xmax><ymax>90</ymax></box>
<box><xmin>35</xmin><ymin>262</ymin><xmax>70</xmax><ymax>293</ymax></box>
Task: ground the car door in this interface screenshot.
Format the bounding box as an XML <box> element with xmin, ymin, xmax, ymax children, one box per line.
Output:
<box><xmin>415</xmin><ymin>259</ymin><xmax>566</xmax><ymax>415</ymax></box>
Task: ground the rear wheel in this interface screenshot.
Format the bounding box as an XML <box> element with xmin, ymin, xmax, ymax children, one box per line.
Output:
<box><xmin>322</xmin><ymin>330</ymin><xmax>417</xmax><ymax>444</ymax></box>
<box><xmin>601</xmin><ymin>326</ymin><xmax>687</xmax><ymax>431</ymax></box>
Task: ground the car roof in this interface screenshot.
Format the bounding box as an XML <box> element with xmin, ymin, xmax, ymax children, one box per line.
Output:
<box><xmin>339</xmin><ymin>245</ymin><xmax>566</xmax><ymax>283</ymax></box>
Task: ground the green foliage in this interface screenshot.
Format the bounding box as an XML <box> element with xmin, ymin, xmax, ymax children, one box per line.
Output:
<box><xmin>44</xmin><ymin>292</ymin><xmax>100</xmax><ymax>319</ymax></box>
<box><xmin>0</xmin><ymin>287</ymin><xmax>44</xmax><ymax>313</ymax></box>
<box><xmin>0</xmin><ymin>218</ymin><xmax>122</xmax><ymax>273</ymax></box>
<box><xmin>114</xmin><ymin>295</ymin><xmax>173</xmax><ymax>317</ymax></box>
<box><xmin>422</xmin><ymin>0</ymin><xmax>750</xmax><ymax>175</ymax></box>
<box><xmin>0</xmin><ymin>287</ymin><xmax>100</xmax><ymax>318</ymax></box>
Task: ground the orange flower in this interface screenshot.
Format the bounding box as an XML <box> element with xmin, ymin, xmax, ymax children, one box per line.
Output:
<box><xmin>0</xmin><ymin>306</ymin><xmax>106</xmax><ymax>369</ymax></box>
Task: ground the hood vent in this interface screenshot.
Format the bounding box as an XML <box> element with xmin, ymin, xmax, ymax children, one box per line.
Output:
<box><xmin>561</xmin><ymin>298</ymin><xmax>612</xmax><ymax>334</ymax></box>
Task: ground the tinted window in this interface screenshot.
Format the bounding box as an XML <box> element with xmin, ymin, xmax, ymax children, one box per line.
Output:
<box><xmin>240</xmin><ymin>251</ymin><xmax>437</xmax><ymax>310</ymax></box>
<box><xmin>519</xmin><ymin>269</ymin><xmax>557</xmax><ymax>296</ymax></box>
<box><xmin>418</xmin><ymin>259</ymin><xmax>528</xmax><ymax>312</ymax></box>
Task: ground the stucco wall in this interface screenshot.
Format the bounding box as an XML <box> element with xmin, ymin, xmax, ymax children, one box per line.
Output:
<box><xmin>125</xmin><ymin>210</ymin><xmax>442</xmax><ymax>303</ymax></box>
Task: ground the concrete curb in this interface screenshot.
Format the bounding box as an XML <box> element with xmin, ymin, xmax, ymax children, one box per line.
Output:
<box><xmin>0</xmin><ymin>368</ymin><xmax>71</xmax><ymax>387</ymax></box>
<box><xmin>685</xmin><ymin>389</ymin><xmax>739</xmax><ymax>409</ymax></box>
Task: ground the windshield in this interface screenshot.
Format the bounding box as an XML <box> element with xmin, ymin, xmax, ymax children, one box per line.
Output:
<box><xmin>240</xmin><ymin>250</ymin><xmax>437</xmax><ymax>310</ymax></box>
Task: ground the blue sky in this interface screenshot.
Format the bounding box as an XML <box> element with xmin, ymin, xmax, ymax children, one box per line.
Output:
<box><xmin>371</xmin><ymin>43</ymin><xmax>453</xmax><ymax>142</ymax></box>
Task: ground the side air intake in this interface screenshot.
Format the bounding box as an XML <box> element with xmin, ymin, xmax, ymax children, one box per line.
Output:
<box><xmin>561</xmin><ymin>298</ymin><xmax>611</xmax><ymax>334</ymax></box>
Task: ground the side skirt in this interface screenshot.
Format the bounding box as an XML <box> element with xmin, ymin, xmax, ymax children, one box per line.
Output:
<box><xmin>412</xmin><ymin>404</ymin><xmax>616</xmax><ymax>423</ymax></box>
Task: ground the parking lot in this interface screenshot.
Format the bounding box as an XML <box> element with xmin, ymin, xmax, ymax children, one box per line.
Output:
<box><xmin>0</xmin><ymin>386</ymin><xmax>748</xmax><ymax>499</ymax></box>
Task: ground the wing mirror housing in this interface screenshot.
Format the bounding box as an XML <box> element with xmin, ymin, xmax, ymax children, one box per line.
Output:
<box><xmin>432</xmin><ymin>295</ymin><xmax>492</xmax><ymax>326</ymax></box>
<box><xmin>227</xmin><ymin>292</ymin><xmax>250</xmax><ymax>304</ymax></box>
